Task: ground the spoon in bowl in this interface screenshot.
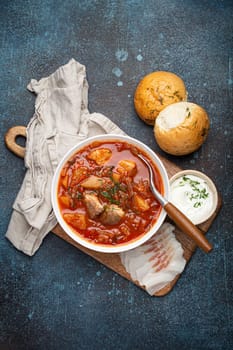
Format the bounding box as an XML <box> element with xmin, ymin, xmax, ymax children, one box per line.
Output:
<box><xmin>137</xmin><ymin>153</ymin><xmax>213</xmax><ymax>253</ymax></box>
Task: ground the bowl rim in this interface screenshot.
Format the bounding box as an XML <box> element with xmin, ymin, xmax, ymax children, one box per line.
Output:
<box><xmin>51</xmin><ymin>134</ymin><xmax>170</xmax><ymax>253</ymax></box>
<box><xmin>169</xmin><ymin>169</ymin><xmax>218</xmax><ymax>225</ymax></box>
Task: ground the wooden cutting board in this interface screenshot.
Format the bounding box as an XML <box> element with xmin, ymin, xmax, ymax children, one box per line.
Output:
<box><xmin>5</xmin><ymin>126</ymin><xmax>222</xmax><ymax>296</ymax></box>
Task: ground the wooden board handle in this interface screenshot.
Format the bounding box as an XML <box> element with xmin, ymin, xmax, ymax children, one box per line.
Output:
<box><xmin>164</xmin><ymin>202</ymin><xmax>213</xmax><ymax>253</ymax></box>
<box><xmin>5</xmin><ymin>126</ymin><xmax>26</xmax><ymax>159</ymax></box>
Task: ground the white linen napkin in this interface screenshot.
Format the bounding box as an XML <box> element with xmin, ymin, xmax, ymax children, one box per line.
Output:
<box><xmin>6</xmin><ymin>58</ymin><xmax>126</xmax><ymax>256</ymax></box>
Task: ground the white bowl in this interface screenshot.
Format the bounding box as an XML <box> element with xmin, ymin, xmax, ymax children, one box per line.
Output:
<box><xmin>169</xmin><ymin>169</ymin><xmax>218</xmax><ymax>225</ymax></box>
<box><xmin>51</xmin><ymin>134</ymin><xmax>170</xmax><ymax>253</ymax></box>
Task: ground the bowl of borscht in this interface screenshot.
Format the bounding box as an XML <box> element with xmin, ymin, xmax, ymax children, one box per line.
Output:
<box><xmin>51</xmin><ymin>134</ymin><xmax>170</xmax><ymax>253</ymax></box>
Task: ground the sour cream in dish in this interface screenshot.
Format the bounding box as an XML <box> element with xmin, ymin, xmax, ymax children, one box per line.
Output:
<box><xmin>170</xmin><ymin>170</ymin><xmax>218</xmax><ymax>225</ymax></box>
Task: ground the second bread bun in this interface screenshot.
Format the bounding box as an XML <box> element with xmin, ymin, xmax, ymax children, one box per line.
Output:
<box><xmin>154</xmin><ymin>102</ymin><xmax>210</xmax><ymax>155</ymax></box>
<box><xmin>134</xmin><ymin>71</ymin><xmax>187</xmax><ymax>125</ymax></box>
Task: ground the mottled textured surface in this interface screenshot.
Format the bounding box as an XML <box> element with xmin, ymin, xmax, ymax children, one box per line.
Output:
<box><xmin>0</xmin><ymin>1</ymin><xmax>233</xmax><ymax>349</ymax></box>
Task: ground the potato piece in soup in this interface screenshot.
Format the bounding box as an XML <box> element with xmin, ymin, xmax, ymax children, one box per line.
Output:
<box><xmin>87</xmin><ymin>148</ymin><xmax>112</xmax><ymax>165</ymax></box>
<box><xmin>117</xmin><ymin>159</ymin><xmax>137</xmax><ymax>176</ymax></box>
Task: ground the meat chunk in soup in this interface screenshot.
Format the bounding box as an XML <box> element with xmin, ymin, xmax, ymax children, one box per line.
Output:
<box><xmin>100</xmin><ymin>204</ymin><xmax>125</xmax><ymax>225</ymax></box>
<box><xmin>87</xmin><ymin>148</ymin><xmax>112</xmax><ymax>165</ymax></box>
<box><xmin>84</xmin><ymin>193</ymin><xmax>104</xmax><ymax>219</ymax></box>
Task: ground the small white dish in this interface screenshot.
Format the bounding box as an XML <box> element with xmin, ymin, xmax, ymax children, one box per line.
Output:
<box><xmin>169</xmin><ymin>170</ymin><xmax>218</xmax><ymax>225</ymax></box>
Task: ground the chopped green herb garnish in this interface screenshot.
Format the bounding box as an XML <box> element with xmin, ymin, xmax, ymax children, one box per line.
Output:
<box><xmin>194</xmin><ymin>202</ymin><xmax>202</xmax><ymax>208</ymax></box>
<box><xmin>75</xmin><ymin>192</ymin><xmax>83</xmax><ymax>199</ymax></box>
<box><xmin>100</xmin><ymin>184</ymin><xmax>120</xmax><ymax>205</ymax></box>
<box><xmin>179</xmin><ymin>175</ymin><xmax>209</xmax><ymax>208</ymax></box>
<box><xmin>101</xmin><ymin>191</ymin><xmax>112</xmax><ymax>199</ymax></box>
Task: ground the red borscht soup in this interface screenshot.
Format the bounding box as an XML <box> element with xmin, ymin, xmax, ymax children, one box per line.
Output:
<box><xmin>57</xmin><ymin>140</ymin><xmax>163</xmax><ymax>246</ymax></box>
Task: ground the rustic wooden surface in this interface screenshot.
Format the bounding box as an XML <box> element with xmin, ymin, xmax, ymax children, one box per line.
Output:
<box><xmin>5</xmin><ymin>126</ymin><xmax>222</xmax><ymax>296</ymax></box>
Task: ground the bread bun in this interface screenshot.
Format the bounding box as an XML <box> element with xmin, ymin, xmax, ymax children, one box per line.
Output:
<box><xmin>154</xmin><ymin>102</ymin><xmax>210</xmax><ymax>155</ymax></box>
<box><xmin>134</xmin><ymin>71</ymin><xmax>187</xmax><ymax>125</ymax></box>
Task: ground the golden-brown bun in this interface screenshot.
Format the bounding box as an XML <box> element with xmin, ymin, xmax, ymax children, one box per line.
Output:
<box><xmin>154</xmin><ymin>102</ymin><xmax>210</xmax><ymax>156</ymax></box>
<box><xmin>134</xmin><ymin>71</ymin><xmax>187</xmax><ymax>125</ymax></box>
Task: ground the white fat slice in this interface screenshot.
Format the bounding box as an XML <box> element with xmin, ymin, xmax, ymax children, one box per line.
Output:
<box><xmin>144</xmin><ymin>271</ymin><xmax>176</xmax><ymax>296</ymax></box>
<box><xmin>120</xmin><ymin>223</ymin><xmax>186</xmax><ymax>295</ymax></box>
<box><xmin>122</xmin><ymin>246</ymin><xmax>153</xmax><ymax>280</ymax></box>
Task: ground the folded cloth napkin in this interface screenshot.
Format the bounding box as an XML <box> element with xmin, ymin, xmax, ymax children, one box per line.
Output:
<box><xmin>6</xmin><ymin>58</ymin><xmax>126</xmax><ymax>256</ymax></box>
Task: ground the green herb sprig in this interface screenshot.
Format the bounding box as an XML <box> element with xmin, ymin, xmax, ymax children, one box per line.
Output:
<box><xmin>179</xmin><ymin>175</ymin><xmax>209</xmax><ymax>208</ymax></box>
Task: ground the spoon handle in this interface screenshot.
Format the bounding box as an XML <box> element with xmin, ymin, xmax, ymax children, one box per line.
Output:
<box><xmin>164</xmin><ymin>202</ymin><xmax>213</xmax><ymax>253</ymax></box>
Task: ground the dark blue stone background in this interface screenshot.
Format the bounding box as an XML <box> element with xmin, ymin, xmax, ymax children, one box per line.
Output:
<box><xmin>0</xmin><ymin>0</ymin><xmax>232</xmax><ymax>349</ymax></box>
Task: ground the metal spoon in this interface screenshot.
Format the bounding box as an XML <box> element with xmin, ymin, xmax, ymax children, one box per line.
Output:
<box><xmin>137</xmin><ymin>153</ymin><xmax>213</xmax><ymax>253</ymax></box>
